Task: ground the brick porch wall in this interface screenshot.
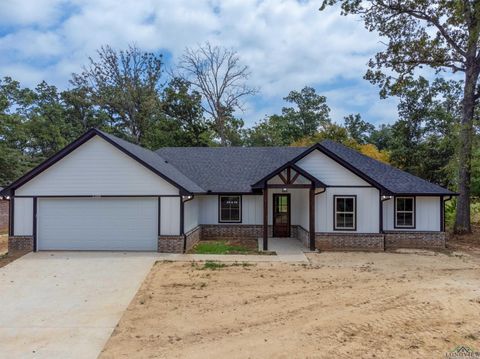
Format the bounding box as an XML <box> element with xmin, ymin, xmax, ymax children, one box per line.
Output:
<box><xmin>0</xmin><ymin>200</ymin><xmax>9</xmax><ymax>234</ymax></box>
<box><xmin>297</xmin><ymin>226</ymin><xmax>310</xmax><ymax>248</ymax></box>
<box><xmin>315</xmin><ymin>233</ymin><xmax>385</xmax><ymax>251</ymax></box>
<box><xmin>158</xmin><ymin>235</ymin><xmax>184</xmax><ymax>253</ymax></box>
<box><xmin>185</xmin><ymin>226</ymin><xmax>201</xmax><ymax>252</ymax></box>
<box><xmin>384</xmin><ymin>231</ymin><xmax>446</xmax><ymax>249</ymax></box>
<box><xmin>8</xmin><ymin>236</ymin><xmax>34</xmax><ymax>253</ymax></box>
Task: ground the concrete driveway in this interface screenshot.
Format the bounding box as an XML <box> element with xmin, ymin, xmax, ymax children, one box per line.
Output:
<box><xmin>0</xmin><ymin>251</ymin><xmax>158</xmax><ymax>359</ymax></box>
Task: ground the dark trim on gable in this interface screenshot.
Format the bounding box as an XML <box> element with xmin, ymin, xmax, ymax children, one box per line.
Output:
<box><xmin>251</xmin><ymin>163</ymin><xmax>326</xmax><ymax>189</ymax></box>
<box><xmin>1</xmin><ymin>129</ymin><xmax>192</xmax><ymax>196</ymax></box>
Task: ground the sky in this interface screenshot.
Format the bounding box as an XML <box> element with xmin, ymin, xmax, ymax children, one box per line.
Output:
<box><xmin>0</xmin><ymin>0</ymin><xmax>399</xmax><ymax>128</ymax></box>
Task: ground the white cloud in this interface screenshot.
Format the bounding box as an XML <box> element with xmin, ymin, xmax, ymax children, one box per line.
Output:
<box><xmin>0</xmin><ymin>0</ymin><xmax>395</xmax><ymax>126</ymax></box>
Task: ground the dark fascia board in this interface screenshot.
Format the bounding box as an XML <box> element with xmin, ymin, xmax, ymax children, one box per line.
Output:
<box><xmin>392</xmin><ymin>192</ymin><xmax>459</xmax><ymax>196</ymax></box>
<box><xmin>1</xmin><ymin>128</ymin><xmax>192</xmax><ymax>196</ymax></box>
<box><xmin>251</xmin><ymin>161</ymin><xmax>326</xmax><ymax>189</ymax></box>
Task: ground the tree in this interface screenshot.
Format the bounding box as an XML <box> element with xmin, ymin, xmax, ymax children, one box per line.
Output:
<box><xmin>178</xmin><ymin>42</ymin><xmax>257</xmax><ymax>146</ymax></box>
<box><xmin>344</xmin><ymin>113</ymin><xmax>374</xmax><ymax>144</ymax></box>
<box><xmin>291</xmin><ymin>123</ymin><xmax>390</xmax><ymax>162</ymax></box>
<box><xmin>320</xmin><ymin>0</ymin><xmax>480</xmax><ymax>233</ymax></box>
<box><xmin>154</xmin><ymin>78</ymin><xmax>213</xmax><ymax>147</ymax></box>
<box><xmin>388</xmin><ymin>77</ymin><xmax>460</xmax><ymax>187</ymax></box>
<box><xmin>281</xmin><ymin>86</ymin><xmax>331</xmax><ymax>142</ymax></box>
<box><xmin>71</xmin><ymin>44</ymin><xmax>163</xmax><ymax>146</ymax></box>
<box><xmin>245</xmin><ymin>86</ymin><xmax>331</xmax><ymax>146</ymax></box>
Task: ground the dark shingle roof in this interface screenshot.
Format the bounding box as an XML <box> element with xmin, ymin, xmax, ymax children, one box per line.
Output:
<box><xmin>156</xmin><ymin>141</ymin><xmax>454</xmax><ymax>195</ymax></box>
<box><xmin>319</xmin><ymin>140</ymin><xmax>455</xmax><ymax>195</ymax></box>
<box><xmin>156</xmin><ymin>147</ymin><xmax>305</xmax><ymax>193</ymax></box>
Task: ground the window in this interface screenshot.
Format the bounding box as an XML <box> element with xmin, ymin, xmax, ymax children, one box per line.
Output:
<box><xmin>334</xmin><ymin>196</ymin><xmax>356</xmax><ymax>230</ymax></box>
<box><xmin>219</xmin><ymin>195</ymin><xmax>242</xmax><ymax>223</ymax></box>
<box><xmin>395</xmin><ymin>197</ymin><xmax>415</xmax><ymax>228</ymax></box>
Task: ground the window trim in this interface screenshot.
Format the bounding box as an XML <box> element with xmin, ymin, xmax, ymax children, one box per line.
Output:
<box><xmin>218</xmin><ymin>195</ymin><xmax>242</xmax><ymax>223</ymax></box>
<box><xmin>394</xmin><ymin>196</ymin><xmax>416</xmax><ymax>229</ymax></box>
<box><xmin>333</xmin><ymin>195</ymin><xmax>357</xmax><ymax>231</ymax></box>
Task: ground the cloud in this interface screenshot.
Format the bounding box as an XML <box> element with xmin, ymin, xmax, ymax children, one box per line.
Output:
<box><xmin>0</xmin><ymin>0</ymin><xmax>395</xmax><ymax>127</ymax></box>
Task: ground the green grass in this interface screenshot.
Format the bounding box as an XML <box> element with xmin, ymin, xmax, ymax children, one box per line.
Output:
<box><xmin>192</xmin><ymin>240</ymin><xmax>251</xmax><ymax>254</ymax></box>
<box><xmin>201</xmin><ymin>261</ymin><xmax>227</xmax><ymax>270</ymax></box>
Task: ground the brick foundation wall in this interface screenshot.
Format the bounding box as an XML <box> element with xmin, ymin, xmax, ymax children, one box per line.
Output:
<box><xmin>201</xmin><ymin>225</ymin><xmax>264</xmax><ymax>240</ymax></box>
<box><xmin>185</xmin><ymin>227</ymin><xmax>201</xmax><ymax>252</ymax></box>
<box><xmin>297</xmin><ymin>226</ymin><xmax>310</xmax><ymax>248</ymax></box>
<box><xmin>8</xmin><ymin>236</ymin><xmax>33</xmax><ymax>253</ymax></box>
<box><xmin>384</xmin><ymin>231</ymin><xmax>446</xmax><ymax>249</ymax></box>
<box><xmin>158</xmin><ymin>235</ymin><xmax>184</xmax><ymax>253</ymax></box>
<box><xmin>315</xmin><ymin>233</ymin><xmax>385</xmax><ymax>251</ymax></box>
<box><xmin>0</xmin><ymin>200</ymin><xmax>9</xmax><ymax>234</ymax></box>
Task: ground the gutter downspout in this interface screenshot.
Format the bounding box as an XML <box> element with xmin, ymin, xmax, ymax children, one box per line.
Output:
<box><xmin>181</xmin><ymin>195</ymin><xmax>194</xmax><ymax>253</ymax></box>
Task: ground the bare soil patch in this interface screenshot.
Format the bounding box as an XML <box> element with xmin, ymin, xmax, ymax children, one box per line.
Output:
<box><xmin>448</xmin><ymin>226</ymin><xmax>480</xmax><ymax>257</ymax></box>
<box><xmin>101</xmin><ymin>251</ymin><xmax>480</xmax><ymax>359</ymax></box>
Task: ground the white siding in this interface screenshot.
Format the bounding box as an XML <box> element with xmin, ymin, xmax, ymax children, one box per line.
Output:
<box><xmin>16</xmin><ymin>136</ymin><xmax>179</xmax><ymax>196</ymax></box>
<box><xmin>196</xmin><ymin>192</ymin><xmax>310</xmax><ymax>228</ymax></box>
<box><xmin>296</xmin><ymin>150</ymin><xmax>369</xmax><ymax>186</ymax></box>
<box><xmin>316</xmin><ymin>187</ymin><xmax>380</xmax><ymax>233</ymax></box>
<box><xmin>383</xmin><ymin>196</ymin><xmax>441</xmax><ymax>231</ymax></box>
<box><xmin>184</xmin><ymin>197</ymin><xmax>199</xmax><ymax>233</ymax></box>
<box><xmin>267</xmin><ymin>189</ymin><xmax>309</xmax><ymax>227</ymax></box>
<box><xmin>198</xmin><ymin>195</ymin><xmax>263</xmax><ymax>225</ymax></box>
<box><xmin>13</xmin><ymin>197</ymin><xmax>33</xmax><ymax>236</ymax></box>
<box><xmin>160</xmin><ymin>197</ymin><xmax>180</xmax><ymax>235</ymax></box>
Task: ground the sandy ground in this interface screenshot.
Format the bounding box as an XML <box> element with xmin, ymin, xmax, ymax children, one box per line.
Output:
<box><xmin>101</xmin><ymin>250</ymin><xmax>480</xmax><ymax>359</ymax></box>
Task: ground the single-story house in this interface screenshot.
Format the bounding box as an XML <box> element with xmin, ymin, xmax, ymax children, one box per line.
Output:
<box><xmin>0</xmin><ymin>187</ymin><xmax>9</xmax><ymax>233</ymax></box>
<box><xmin>0</xmin><ymin>128</ymin><xmax>456</xmax><ymax>253</ymax></box>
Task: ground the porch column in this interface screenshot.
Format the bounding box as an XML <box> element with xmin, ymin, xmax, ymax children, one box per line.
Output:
<box><xmin>309</xmin><ymin>187</ymin><xmax>315</xmax><ymax>251</ymax></box>
<box><xmin>263</xmin><ymin>187</ymin><xmax>268</xmax><ymax>251</ymax></box>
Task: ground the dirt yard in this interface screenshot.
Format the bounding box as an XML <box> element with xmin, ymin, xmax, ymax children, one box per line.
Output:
<box><xmin>101</xmin><ymin>250</ymin><xmax>480</xmax><ymax>359</ymax></box>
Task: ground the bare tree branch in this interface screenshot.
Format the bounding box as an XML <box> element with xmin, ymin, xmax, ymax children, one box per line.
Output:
<box><xmin>178</xmin><ymin>42</ymin><xmax>258</xmax><ymax>145</ymax></box>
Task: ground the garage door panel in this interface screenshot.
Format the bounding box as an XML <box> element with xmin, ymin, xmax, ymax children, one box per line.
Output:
<box><xmin>38</xmin><ymin>198</ymin><xmax>158</xmax><ymax>251</ymax></box>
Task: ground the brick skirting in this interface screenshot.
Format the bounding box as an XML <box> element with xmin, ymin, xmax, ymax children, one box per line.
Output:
<box><xmin>297</xmin><ymin>226</ymin><xmax>310</xmax><ymax>248</ymax></box>
<box><xmin>185</xmin><ymin>227</ymin><xmax>201</xmax><ymax>252</ymax></box>
<box><xmin>384</xmin><ymin>231</ymin><xmax>446</xmax><ymax>249</ymax></box>
<box><xmin>156</xmin><ymin>225</ymin><xmax>447</xmax><ymax>253</ymax></box>
<box><xmin>315</xmin><ymin>233</ymin><xmax>385</xmax><ymax>251</ymax></box>
<box><xmin>8</xmin><ymin>236</ymin><xmax>34</xmax><ymax>253</ymax></box>
<box><xmin>158</xmin><ymin>235</ymin><xmax>184</xmax><ymax>253</ymax></box>
<box><xmin>201</xmin><ymin>224</ymin><xmax>264</xmax><ymax>240</ymax></box>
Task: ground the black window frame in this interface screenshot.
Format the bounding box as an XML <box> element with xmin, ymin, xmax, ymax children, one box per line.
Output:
<box><xmin>218</xmin><ymin>195</ymin><xmax>242</xmax><ymax>223</ymax></box>
<box><xmin>394</xmin><ymin>196</ymin><xmax>416</xmax><ymax>229</ymax></box>
<box><xmin>333</xmin><ymin>195</ymin><xmax>357</xmax><ymax>231</ymax></box>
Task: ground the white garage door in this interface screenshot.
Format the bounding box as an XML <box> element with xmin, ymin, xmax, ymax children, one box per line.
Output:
<box><xmin>37</xmin><ymin>197</ymin><xmax>158</xmax><ymax>251</ymax></box>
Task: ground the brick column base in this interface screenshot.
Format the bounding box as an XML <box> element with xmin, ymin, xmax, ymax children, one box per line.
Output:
<box><xmin>158</xmin><ymin>236</ymin><xmax>184</xmax><ymax>253</ymax></box>
<box><xmin>185</xmin><ymin>227</ymin><xmax>201</xmax><ymax>252</ymax></box>
<box><xmin>8</xmin><ymin>236</ymin><xmax>34</xmax><ymax>253</ymax></box>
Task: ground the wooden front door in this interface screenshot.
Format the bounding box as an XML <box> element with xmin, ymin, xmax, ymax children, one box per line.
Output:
<box><xmin>273</xmin><ymin>194</ymin><xmax>290</xmax><ymax>237</ymax></box>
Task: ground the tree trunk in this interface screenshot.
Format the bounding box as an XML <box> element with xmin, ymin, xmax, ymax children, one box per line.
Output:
<box><xmin>454</xmin><ymin>63</ymin><xmax>478</xmax><ymax>234</ymax></box>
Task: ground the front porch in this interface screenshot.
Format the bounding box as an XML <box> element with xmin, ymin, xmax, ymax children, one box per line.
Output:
<box><xmin>251</xmin><ymin>163</ymin><xmax>326</xmax><ymax>252</ymax></box>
